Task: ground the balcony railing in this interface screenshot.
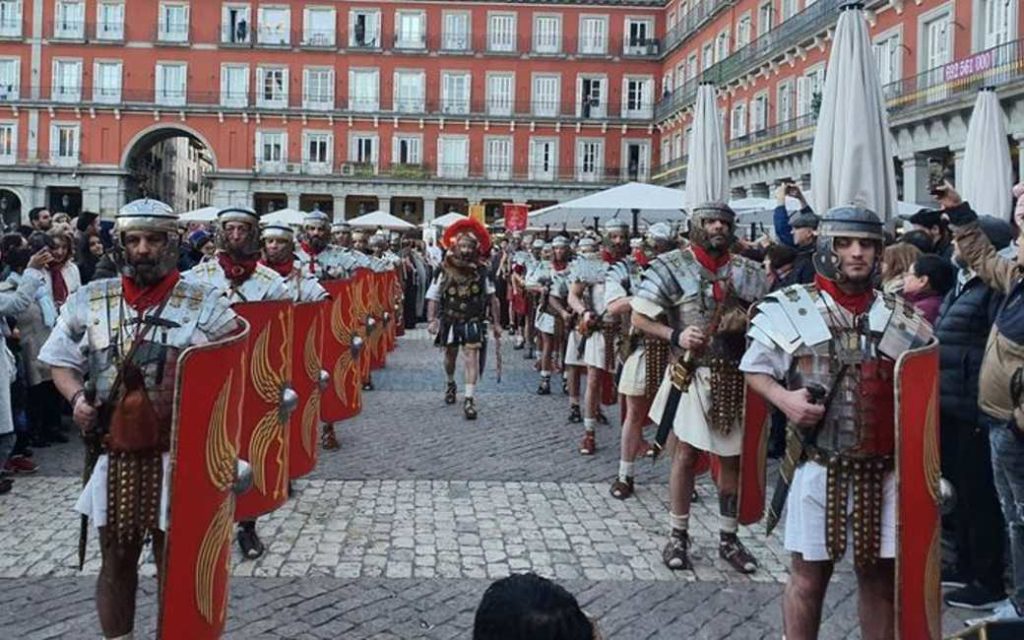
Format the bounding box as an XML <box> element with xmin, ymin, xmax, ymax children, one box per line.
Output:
<box><xmin>662</xmin><ymin>0</ymin><xmax>726</xmax><ymax>54</ymax></box>
<box><xmin>255</xmin><ymin>161</ymin><xmax>634</xmax><ymax>185</ymax></box>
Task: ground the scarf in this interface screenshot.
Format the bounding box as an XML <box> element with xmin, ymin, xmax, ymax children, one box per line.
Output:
<box><xmin>690</xmin><ymin>245</ymin><xmax>731</xmax><ymax>302</ymax></box>
<box><xmin>218</xmin><ymin>252</ymin><xmax>258</xmax><ymax>286</ymax></box>
<box><xmin>633</xmin><ymin>248</ymin><xmax>650</xmax><ymax>268</ymax></box>
<box><xmin>48</xmin><ymin>263</ymin><xmax>68</xmax><ymax>306</ymax></box>
<box><xmin>122</xmin><ymin>271</ymin><xmax>180</xmax><ymax>313</ymax></box>
<box><xmin>300</xmin><ymin>241</ymin><xmax>321</xmax><ymax>274</ymax></box>
<box><xmin>260</xmin><ymin>258</ymin><xmax>294</xmax><ymax>279</ymax></box>
<box><xmin>814</xmin><ymin>275</ymin><xmax>875</xmax><ymax>316</ymax></box>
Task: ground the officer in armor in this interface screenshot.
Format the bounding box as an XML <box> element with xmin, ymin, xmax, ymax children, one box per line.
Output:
<box><xmin>631</xmin><ymin>202</ymin><xmax>768</xmax><ymax>574</ymax></box>
<box><xmin>426</xmin><ymin>218</ymin><xmax>501</xmax><ymax>420</ymax></box>
<box><xmin>40</xmin><ymin>199</ymin><xmax>239</xmax><ymax>639</ymax></box>
<box><xmin>740</xmin><ymin>206</ymin><xmax>935</xmax><ymax>638</ymax></box>
<box><xmin>183</xmin><ymin>206</ymin><xmax>290</xmax><ymax>560</ymax></box>
<box><xmin>609</xmin><ymin>223</ymin><xmax>675</xmax><ymax>500</ymax></box>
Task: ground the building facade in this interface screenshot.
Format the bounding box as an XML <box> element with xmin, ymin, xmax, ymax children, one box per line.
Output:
<box><xmin>0</xmin><ymin>0</ymin><xmax>1020</xmax><ymax>225</ymax></box>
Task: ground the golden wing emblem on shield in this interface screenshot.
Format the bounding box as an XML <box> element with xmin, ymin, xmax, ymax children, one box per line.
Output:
<box><xmin>300</xmin><ymin>321</ymin><xmax>321</xmax><ymax>457</ymax></box>
<box><xmin>248</xmin><ymin>317</ymin><xmax>288</xmax><ymax>497</ymax></box>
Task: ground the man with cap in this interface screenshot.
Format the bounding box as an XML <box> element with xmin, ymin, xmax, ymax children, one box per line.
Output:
<box><xmin>773</xmin><ymin>183</ymin><xmax>819</xmax><ymax>285</ymax></box>
<box><xmin>631</xmin><ymin>202</ymin><xmax>768</xmax><ymax>574</ymax></box>
<box><xmin>609</xmin><ymin>222</ymin><xmax>675</xmax><ymax>499</ymax></box>
<box><xmin>909</xmin><ymin>207</ymin><xmax>954</xmax><ymax>260</ymax></box>
<box><xmin>740</xmin><ymin>204</ymin><xmax>936</xmax><ymax>637</ymax></box>
<box><xmin>40</xmin><ymin>199</ymin><xmax>240</xmax><ymax>639</ymax></box>
<box><xmin>183</xmin><ymin>206</ymin><xmax>289</xmax><ymax>560</ymax></box>
<box><xmin>426</xmin><ymin>218</ymin><xmax>501</xmax><ymax>419</ymax></box>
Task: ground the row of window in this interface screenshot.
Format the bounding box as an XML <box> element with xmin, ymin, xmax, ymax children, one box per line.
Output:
<box><xmin>0</xmin><ymin>58</ymin><xmax>656</xmax><ymax>119</ymax></box>
<box><xmin>0</xmin><ymin>0</ymin><xmax>658</xmax><ymax>57</ymax></box>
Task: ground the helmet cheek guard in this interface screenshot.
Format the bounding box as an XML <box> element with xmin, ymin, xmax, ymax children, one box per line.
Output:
<box><xmin>689</xmin><ymin>201</ymin><xmax>736</xmax><ymax>250</ymax></box>
<box><xmin>112</xmin><ymin>199</ymin><xmax>180</xmax><ymax>279</ymax></box>
<box><xmin>813</xmin><ymin>205</ymin><xmax>885</xmax><ymax>283</ymax></box>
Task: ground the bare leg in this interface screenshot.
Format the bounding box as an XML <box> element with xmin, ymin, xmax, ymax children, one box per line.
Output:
<box><xmin>462</xmin><ymin>345</ymin><xmax>480</xmax><ymax>388</ymax></box>
<box><xmin>584</xmin><ymin>366</ymin><xmax>602</xmax><ymax>424</ymax></box>
<box><xmin>96</xmin><ymin>527</ymin><xmax>145</xmax><ymax>638</ymax></box>
<box><xmin>567</xmin><ymin>365</ymin><xmax>581</xmax><ymax>401</ymax></box>
<box><xmin>784</xmin><ymin>554</ymin><xmax>834</xmax><ymax>640</ymax></box>
<box><xmin>856</xmin><ymin>559</ymin><xmax>895</xmax><ymax>640</ymax></box>
<box><xmin>540</xmin><ymin>333</ymin><xmax>553</xmax><ymax>372</ymax></box>
<box><xmin>620</xmin><ymin>395</ymin><xmax>651</xmax><ymax>462</ymax></box>
<box><xmin>443</xmin><ymin>346</ymin><xmax>457</xmax><ymax>381</ymax></box>
<box><xmin>669</xmin><ymin>442</ymin><xmax>698</xmax><ymax>517</ymax></box>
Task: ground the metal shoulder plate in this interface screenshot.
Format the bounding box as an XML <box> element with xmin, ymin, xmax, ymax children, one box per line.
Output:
<box><xmin>729</xmin><ymin>255</ymin><xmax>769</xmax><ymax>304</ymax></box>
<box><xmin>876</xmin><ymin>292</ymin><xmax>934</xmax><ymax>360</ymax></box>
<box><xmin>635</xmin><ymin>249</ymin><xmax>701</xmax><ymax>310</ymax></box>
<box><xmin>569</xmin><ymin>256</ymin><xmax>608</xmax><ymax>285</ymax></box>
<box><xmin>747</xmin><ymin>284</ymin><xmax>832</xmax><ymax>354</ymax></box>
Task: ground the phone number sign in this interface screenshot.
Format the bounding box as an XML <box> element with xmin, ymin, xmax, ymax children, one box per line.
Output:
<box><xmin>943</xmin><ymin>50</ymin><xmax>995</xmax><ymax>83</ymax></box>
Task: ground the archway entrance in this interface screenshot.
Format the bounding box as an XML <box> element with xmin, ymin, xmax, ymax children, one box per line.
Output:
<box><xmin>124</xmin><ymin>127</ymin><xmax>215</xmax><ymax>213</ymax></box>
<box><xmin>0</xmin><ymin>189</ymin><xmax>21</xmax><ymax>228</ymax></box>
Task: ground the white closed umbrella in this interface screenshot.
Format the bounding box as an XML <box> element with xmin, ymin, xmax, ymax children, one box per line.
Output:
<box><xmin>809</xmin><ymin>3</ymin><xmax>898</xmax><ymax>219</ymax></box>
<box><xmin>526</xmin><ymin>182</ymin><xmax>687</xmax><ymax>229</ymax></box>
<box><xmin>962</xmin><ymin>88</ymin><xmax>1014</xmax><ymax>219</ymax></box>
<box><xmin>428</xmin><ymin>212</ymin><xmax>468</xmax><ymax>228</ymax></box>
<box><xmin>684</xmin><ymin>83</ymin><xmax>729</xmax><ymax>209</ymax></box>
<box><xmin>260</xmin><ymin>208</ymin><xmax>306</xmax><ymax>226</ymax></box>
<box><xmin>178</xmin><ymin>206</ymin><xmax>218</xmax><ymax>223</ymax></box>
<box><xmin>348</xmin><ymin>210</ymin><xmax>417</xmax><ymax>231</ymax></box>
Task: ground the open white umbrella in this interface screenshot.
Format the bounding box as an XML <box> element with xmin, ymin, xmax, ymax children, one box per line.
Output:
<box><xmin>684</xmin><ymin>83</ymin><xmax>729</xmax><ymax>209</ymax></box>
<box><xmin>427</xmin><ymin>212</ymin><xmax>468</xmax><ymax>228</ymax></box>
<box><xmin>962</xmin><ymin>88</ymin><xmax>1014</xmax><ymax>219</ymax></box>
<box><xmin>178</xmin><ymin>206</ymin><xmax>218</xmax><ymax>223</ymax></box>
<box><xmin>260</xmin><ymin>208</ymin><xmax>306</xmax><ymax>226</ymax></box>
<box><xmin>348</xmin><ymin>210</ymin><xmax>417</xmax><ymax>231</ymax></box>
<box><xmin>809</xmin><ymin>3</ymin><xmax>898</xmax><ymax>219</ymax></box>
<box><xmin>526</xmin><ymin>182</ymin><xmax>687</xmax><ymax>229</ymax></box>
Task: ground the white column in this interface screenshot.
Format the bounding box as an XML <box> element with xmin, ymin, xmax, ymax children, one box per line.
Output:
<box><xmin>333</xmin><ymin>195</ymin><xmax>346</xmax><ymax>221</ymax></box>
<box><xmin>1014</xmin><ymin>133</ymin><xmax>1024</xmax><ymax>183</ymax></box>
<box><xmin>900</xmin><ymin>153</ymin><xmax>930</xmax><ymax>207</ymax></box>
<box><xmin>950</xmin><ymin>144</ymin><xmax>967</xmax><ymax>189</ymax></box>
<box><xmin>377</xmin><ymin>197</ymin><xmax>391</xmax><ymax>214</ymax></box>
<box><xmin>286</xmin><ymin>192</ymin><xmax>301</xmax><ymax>210</ymax></box>
<box><xmin>423</xmin><ymin>197</ymin><xmax>436</xmax><ymax>223</ymax></box>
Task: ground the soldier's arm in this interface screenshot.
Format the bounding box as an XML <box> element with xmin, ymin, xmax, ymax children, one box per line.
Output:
<box><xmin>740</xmin><ymin>336</ymin><xmax>822</xmax><ymax>427</ymax></box>
<box><xmin>630</xmin><ymin>309</ymin><xmax>672</xmax><ymax>343</ymax></box>
<box><xmin>567</xmin><ymin>281</ymin><xmax>588</xmax><ymax>315</ymax></box>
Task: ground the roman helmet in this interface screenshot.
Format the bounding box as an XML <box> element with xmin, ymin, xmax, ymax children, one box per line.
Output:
<box><xmin>646</xmin><ymin>222</ymin><xmax>675</xmax><ymax>251</ymax></box>
<box><xmin>112</xmin><ymin>198</ymin><xmax>179</xmax><ymax>278</ymax></box>
<box><xmin>812</xmin><ymin>205</ymin><xmax>884</xmax><ymax>283</ymax></box>
<box><xmin>441</xmin><ymin>217</ymin><xmax>492</xmax><ymax>263</ymax></box>
<box><xmin>688</xmin><ymin>201</ymin><xmax>736</xmax><ymax>250</ymax></box>
<box><xmin>216</xmin><ymin>206</ymin><xmax>262</xmax><ymax>256</ymax></box>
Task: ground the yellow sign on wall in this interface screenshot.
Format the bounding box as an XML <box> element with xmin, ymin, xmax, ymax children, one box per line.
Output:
<box><xmin>468</xmin><ymin>204</ymin><xmax>486</xmax><ymax>225</ymax></box>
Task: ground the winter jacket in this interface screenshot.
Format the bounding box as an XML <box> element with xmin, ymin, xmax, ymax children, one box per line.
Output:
<box><xmin>904</xmin><ymin>289</ymin><xmax>944</xmax><ymax>326</ymax></box>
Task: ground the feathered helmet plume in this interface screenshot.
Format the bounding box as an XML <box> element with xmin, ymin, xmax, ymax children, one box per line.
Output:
<box><xmin>442</xmin><ymin>217</ymin><xmax>492</xmax><ymax>259</ymax></box>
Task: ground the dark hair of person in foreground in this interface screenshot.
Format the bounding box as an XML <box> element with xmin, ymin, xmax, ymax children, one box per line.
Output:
<box><xmin>473</xmin><ymin>573</ymin><xmax>596</xmax><ymax>640</ymax></box>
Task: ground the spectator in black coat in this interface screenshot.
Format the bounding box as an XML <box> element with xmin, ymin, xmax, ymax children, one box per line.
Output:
<box><xmin>771</xmin><ymin>183</ymin><xmax>818</xmax><ymax>284</ymax></box>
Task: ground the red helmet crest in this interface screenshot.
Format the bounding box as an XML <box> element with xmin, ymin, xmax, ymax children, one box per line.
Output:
<box><xmin>442</xmin><ymin>217</ymin><xmax>492</xmax><ymax>258</ymax></box>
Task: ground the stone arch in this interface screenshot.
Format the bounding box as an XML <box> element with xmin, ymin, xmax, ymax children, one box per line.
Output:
<box><xmin>120</xmin><ymin>123</ymin><xmax>219</xmax><ymax>171</ymax></box>
<box><xmin>0</xmin><ymin>187</ymin><xmax>23</xmax><ymax>227</ymax></box>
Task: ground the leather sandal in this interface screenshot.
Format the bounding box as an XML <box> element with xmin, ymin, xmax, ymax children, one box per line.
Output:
<box><xmin>463</xmin><ymin>398</ymin><xmax>477</xmax><ymax>420</ymax></box>
<box><xmin>720</xmin><ymin>533</ymin><xmax>758</xmax><ymax>574</ymax></box>
<box><xmin>237</xmin><ymin>524</ymin><xmax>265</xmax><ymax>560</ymax></box>
<box><xmin>610</xmin><ymin>477</ymin><xmax>634</xmax><ymax>500</ymax></box>
<box><xmin>579</xmin><ymin>432</ymin><xmax>596</xmax><ymax>455</ymax></box>
<box><xmin>321</xmin><ymin>424</ymin><xmax>339</xmax><ymax>450</ymax></box>
<box><xmin>568</xmin><ymin>404</ymin><xmax>582</xmax><ymax>423</ymax></box>
<box><xmin>444</xmin><ymin>382</ymin><xmax>457</xmax><ymax>405</ymax></box>
<box><xmin>537</xmin><ymin>377</ymin><xmax>551</xmax><ymax>395</ymax></box>
<box><xmin>663</xmin><ymin>530</ymin><xmax>692</xmax><ymax>570</ymax></box>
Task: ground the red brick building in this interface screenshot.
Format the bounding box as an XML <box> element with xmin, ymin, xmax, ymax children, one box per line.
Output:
<box><xmin>0</xmin><ymin>0</ymin><xmax>1020</xmax><ymax>225</ymax></box>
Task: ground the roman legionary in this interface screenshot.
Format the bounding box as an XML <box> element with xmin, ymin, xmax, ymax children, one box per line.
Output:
<box><xmin>630</xmin><ymin>202</ymin><xmax>767</xmax><ymax>574</ymax></box>
<box><xmin>260</xmin><ymin>223</ymin><xmax>328</xmax><ymax>303</ymax></box>
<box><xmin>40</xmin><ymin>199</ymin><xmax>240</xmax><ymax>639</ymax></box>
<box><xmin>740</xmin><ymin>206</ymin><xmax>936</xmax><ymax>638</ymax></box>
<box><xmin>609</xmin><ymin>222</ymin><xmax>676</xmax><ymax>500</ymax></box>
<box><xmin>332</xmin><ymin>221</ymin><xmax>352</xmax><ymax>248</ymax></box>
<box><xmin>184</xmin><ymin>206</ymin><xmax>289</xmax><ymax>560</ymax></box>
<box><xmin>425</xmin><ymin>218</ymin><xmax>501</xmax><ymax>420</ymax></box>
<box><xmin>296</xmin><ymin>210</ymin><xmax>353</xmax><ymax>280</ymax></box>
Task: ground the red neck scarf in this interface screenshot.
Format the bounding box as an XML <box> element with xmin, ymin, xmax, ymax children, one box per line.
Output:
<box><xmin>690</xmin><ymin>245</ymin><xmax>731</xmax><ymax>302</ymax></box>
<box><xmin>48</xmin><ymin>263</ymin><xmax>69</xmax><ymax>305</ymax></box>
<box><xmin>260</xmin><ymin>258</ymin><xmax>294</xmax><ymax>279</ymax></box>
<box><xmin>633</xmin><ymin>248</ymin><xmax>650</xmax><ymax>268</ymax></box>
<box><xmin>814</xmin><ymin>275</ymin><xmax>875</xmax><ymax>316</ymax></box>
<box><xmin>122</xmin><ymin>271</ymin><xmax>180</xmax><ymax>313</ymax></box>
<box><xmin>217</xmin><ymin>252</ymin><xmax>258</xmax><ymax>285</ymax></box>
<box><xmin>300</xmin><ymin>241</ymin><xmax>320</xmax><ymax>273</ymax></box>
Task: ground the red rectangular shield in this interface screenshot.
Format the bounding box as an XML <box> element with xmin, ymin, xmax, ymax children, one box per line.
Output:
<box><xmin>321</xmin><ymin>279</ymin><xmax>364</xmax><ymax>422</ymax></box>
<box><xmin>233</xmin><ymin>301</ymin><xmax>295</xmax><ymax>521</ymax></box>
<box><xmin>737</xmin><ymin>385</ymin><xmax>770</xmax><ymax>525</ymax></box>
<box><xmin>289</xmin><ymin>301</ymin><xmax>326</xmax><ymax>479</ymax></box>
<box><xmin>895</xmin><ymin>340</ymin><xmax>941</xmax><ymax>639</ymax></box>
<box><xmin>159</xmin><ymin>323</ymin><xmax>248</xmax><ymax>639</ymax></box>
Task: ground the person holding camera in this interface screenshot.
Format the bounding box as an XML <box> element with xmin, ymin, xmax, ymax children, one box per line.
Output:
<box><xmin>774</xmin><ymin>183</ymin><xmax>819</xmax><ymax>285</ymax></box>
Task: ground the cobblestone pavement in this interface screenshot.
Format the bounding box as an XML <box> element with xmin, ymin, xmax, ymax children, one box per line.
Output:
<box><xmin>0</xmin><ymin>329</ymin><xmax>973</xmax><ymax>638</ymax></box>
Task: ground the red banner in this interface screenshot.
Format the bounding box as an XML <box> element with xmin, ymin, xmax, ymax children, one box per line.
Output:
<box><xmin>504</xmin><ymin>203</ymin><xmax>529</xmax><ymax>232</ymax></box>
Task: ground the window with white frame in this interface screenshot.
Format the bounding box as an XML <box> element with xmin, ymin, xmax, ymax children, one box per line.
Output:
<box><xmin>686</xmin><ymin>53</ymin><xmax>698</xmax><ymax>80</ymax></box>
<box><xmin>777</xmin><ymin>79</ymin><xmax>794</xmax><ymax>123</ymax></box>
<box><xmin>54</xmin><ymin>1</ymin><xmax>84</xmax><ymax>39</ymax></box>
<box><xmin>730</xmin><ymin>102</ymin><xmax>747</xmax><ymax>139</ymax></box>
<box><xmin>437</xmin><ymin>135</ymin><xmax>469</xmax><ymax>178</ymax></box>
<box><xmin>674</xmin><ymin>64</ymin><xmax>685</xmax><ymax>91</ymax></box>
<box><xmin>873</xmin><ymin>31</ymin><xmax>901</xmax><ymax>86</ymax></box>
<box><xmin>751</xmin><ymin>92</ymin><xmax>768</xmax><ymax>132</ymax></box>
<box><xmin>488</xmin><ymin>13</ymin><xmax>516</xmax><ymax>52</ymax></box>
<box><xmin>486</xmin><ymin>137</ymin><xmax>513</xmax><ymax>180</ymax></box>
<box><xmin>93</xmin><ymin>60</ymin><xmax>121</xmax><ymax>103</ymax></box>
<box><xmin>349</xmin><ymin>133</ymin><xmax>377</xmax><ymax>166</ymax></box>
<box><xmin>486</xmin><ymin>73</ymin><xmax>514</xmax><ymax>116</ymax></box>
<box><xmin>395</xmin><ymin>10</ymin><xmax>425</xmax><ymax>49</ymax></box>
<box><xmin>702</xmin><ymin>41</ymin><xmax>714</xmax><ymax>70</ymax></box>
<box><xmin>155</xmin><ymin>62</ymin><xmax>186</xmax><ymax>106</ymax></box>
<box><xmin>736</xmin><ymin>14</ymin><xmax>752</xmax><ymax>48</ymax></box>
<box><xmin>256</xmin><ymin>130</ymin><xmax>286</xmax><ymax>167</ymax></box>
<box><xmin>922</xmin><ymin>9</ymin><xmax>952</xmax><ymax>71</ymax></box>
<box><xmin>393</xmin><ymin>135</ymin><xmax>422</xmax><ymax>165</ymax></box>
<box><xmin>575</xmin><ymin>138</ymin><xmax>603</xmax><ymax>182</ymax></box>
<box><xmin>258</xmin><ymin>6</ymin><xmax>290</xmax><ymax>45</ymax></box>
<box><xmin>222</xmin><ymin>4</ymin><xmax>250</xmax><ymax>44</ymax></box>
<box><xmin>0</xmin><ymin>58</ymin><xmax>18</xmax><ymax>100</ymax></box>
<box><xmin>220</xmin><ymin>63</ymin><xmax>249</xmax><ymax>107</ymax></box>
<box><xmin>51</xmin><ymin>58</ymin><xmax>81</xmax><ymax>102</ymax></box>
<box><xmin>758</xmin><ymin>1</ymin><xmax>773</xmax><ymax>37</ymax></box>
<box><xmin>50</xmin><ymin>123</ymin><xmax>79</xmax><ymax>165</ymax></box>
<box><xmin>96</xmin><ymin>2</ymin><xmax>124</xmax><ymax>40</ymax></box>
<box><xmin>622</xmin><ymin>140</ymin><xmax>649</xmax><ymax>181</ymax></box>
<box><xmin>715</xmin><ymin>30</ymin><xmax>729</xmax><ymax>62</ymax></box>
<box><xmin>978</xmin><ymin>0</ymin><xmax>1016</xmax><ymax>50</ymax></box>
<box><xmin>532</xmin><ymin>74</ymin><xmax>560</xmax><ymax>117</ymax></box>
<box><xmin>349</xmin><ymin>68</ymin><xmax>379</xmax><ymax>112</ymax></box>
<box><xmin>393</xmin><ymin>70</ymin><xmax>425</xmax><ymax>113</ymax></box>
<box><xmin>577</xmin><ymin>75</ymin><xmax>605</xmax><ymax>118</ymax></box>
<box><xmin>528</xmin><ymin>137</ymin><xmax>557</xmax><ymax>181</ymax></box>
<box><xmin>796</xmin><ymin>66</ymin><xmax>824</xmax><ymax>118</ymax></box>
<box><xmin>349</xmin><ymin>9</ymin><xmax>380</xmax><ymax>48</ymax></box>
<box><xmin>660</xmin><ymin>138</ymin><xmax>672</xmax><ymax>165</ymax></box>
<box><xmin>158</xmin><ymin>2</ymin><xmax>189</xmax><ymax>42</ymax></box>
<box><xmin>672</xmin><ymin>132</ymin><xmax>683</xmax><ymax>160</ymax></box>
<box><xmin>256</xmin><ymin>66</ymin><xmax>288</xmax><ymax>108</ymax></box>
<box><xmin>303</xmin><ymin>67</ymin><xmax>333</xmax><ymax>110</ymax></box>
<box><xmin>441</xmin><ymin>71</ymin><xmax>470</xmax><ymax>115</ymax></box>
<box><xmin>533</xmin><ymin>15</ymin><xmax>561</xmax><ymax>54</ymax></box>
<box><xmin>303</xmin><ymin>6</ymin><xmax>335</xmax><ymax>47</ymax></box>
<box><xmin>442</xmin><ymin>11</ymin><xmax>469</xmax><ymax>51</ymax></box>
<box><xmin>624</xmin><ymin>17</ymin><xmax>654</xmax><ymax>54</ymax></box>
<box><xmin>0</xmin><ymin>122</ymin><xmax>15</xmax><ymax>162</ymax></box>
<box><xmin>579</xmin><ymin>16</ymin><xmax>607</xmax><ymax>55</ymax></box>
<box><xmin>780</xmin><ymin>0</ymin><xmax>798</xmax><ymax>21</ymax></box>
<box><xmin>623</xmin><ymin>76</ymin><xmax>651</xmax><ymax>118</ymax></box>
<box><xmin>0</xmin><ymin>0</ymin><xmax>22</xmax><ymax>38</ymax></box>
<box><xmin>302</xmin><ymin>131</ymin><xmax>332</xmax><ymax>171</ymax></box>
